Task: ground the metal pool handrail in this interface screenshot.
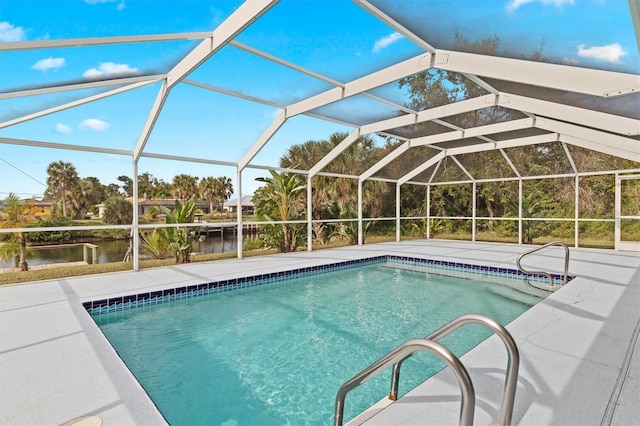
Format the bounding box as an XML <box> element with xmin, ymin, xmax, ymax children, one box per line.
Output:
<box><xmin>334</xmin><ymin>338</ymin><xmax>475</xmax><ymax>426</ymax></box>
<box><xmin>334</xmin><ymin>314</ymin><xmax>520</xmax><ymax>426</ymax></box>
<box><xmin>516</xmin><ymin>241</ymin><xmax>570</xmax><ymax>290</ymax></box>
<box><xmin>389</xmin><ymin>314</ymin><xmax>520</xmax><ymax>426</ymax></box>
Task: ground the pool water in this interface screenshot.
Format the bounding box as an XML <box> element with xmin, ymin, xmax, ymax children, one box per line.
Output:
<box><xmin>93</xmin><ymin>261</ymin><xmax>546</xmax><ymax>425</ymax></box>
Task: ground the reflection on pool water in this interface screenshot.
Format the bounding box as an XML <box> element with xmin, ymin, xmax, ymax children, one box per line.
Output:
<box><xmin>92</xmin><ymin>258</ymin><xmax>549</xmax><ymax>425</ymax></box>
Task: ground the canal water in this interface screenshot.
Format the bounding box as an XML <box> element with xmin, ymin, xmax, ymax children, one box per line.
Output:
<box><xmin>0</xmin><ymin>234</ymin><xmax>240</xmax><ymax>269</ymax></box>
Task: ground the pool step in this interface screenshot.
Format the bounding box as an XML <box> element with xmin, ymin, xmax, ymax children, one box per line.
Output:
<box><xmin>485</xmin><ymin>283</ymin><xmax>542</xmax><ymax>307</ymax></box>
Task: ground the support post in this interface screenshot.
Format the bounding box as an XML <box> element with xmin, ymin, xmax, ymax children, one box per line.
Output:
<box><xmin>132</xmin><ymin>161</ymin><xmax>140</xmax><ymax>271</ymax></box>
<box><xmin>357</xmin><ymin>180</ymin><xmax>363</xmax><ymax>245</ymax></box>
<box><xmin>396</xmin><ymin>182</ymin><xmax>401</xmax><ymax>242</ymax></box>
<box><xmin>518</xmin><ymin>178</ymin><xmax>523</xmax><ymax>245</ymax></box>
<box><xmin>307</xmin><ymin>174</ymin><xmax>313</xmax><ymax>251</ymax></box>
<box><xmin>236</xmin><ymin>168</ymin><xmax>243</xmax><ymax>260</ymax></box>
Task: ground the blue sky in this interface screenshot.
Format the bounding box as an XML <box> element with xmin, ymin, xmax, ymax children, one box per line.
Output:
<box><xmin>0</xmin><ymin>0</ymin><xmax>638</xmax><ymax>199</ymax></box>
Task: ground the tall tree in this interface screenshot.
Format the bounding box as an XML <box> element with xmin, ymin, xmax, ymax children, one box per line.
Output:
<box><xmin>171</xmin><ymin>174</ymin><xmax>199</xmax><ymax>201</ymax></box>
<box><xmin>138</xmin><ymin>172</ymin><xmax>156</xmax><ymax>199</ymax></box>
<box><xmin>198</xmin><ymin>177</ymin><xmax>218</xmax><ymax>214</ymax></box>
<box><xmin>83</xmin><ymin>177</ymin><xmax>107</xmax><ymax>205</ymax></box>
<box><xmin>46</xmin><ymin>161</ymin><xmax>78</xmax><ymax>217</ymax></box>
<box><xmin>278</xmin><ymin>132</ymin><xmax>387</xmax><ymax>244</ymax></box>
<box><xmin>67</xmin><ymin>178</ymin><xmax>99</xmax><ymax>219</ymax></box>
<box><xmin>104</xmin><ymin>183</ymin><xmax>121</xmax><ymax>198</ymax></box>
<box><xmin>117</xmin><ymin>175</ymin><xmax>133</xmax><ymax>197</ymax></box>
<box><xmin>215</xmin><ymin>176</ymin><xmax>233</xmax><ymax>210</ymax></box>
<box><xmin>0</xmin><ymin>194</ymin><xmax>35</xmax><ymax>271</ymax></box>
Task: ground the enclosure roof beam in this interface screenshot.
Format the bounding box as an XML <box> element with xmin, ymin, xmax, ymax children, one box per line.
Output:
<box><xmin>559</xmin><ymin>134</ymin><xmax>640</xmax><ymax>163</ymax></box>
<box><xmin>415</xmin><ymin>94</ymin><xmax>498</xmax><ymax>123</ymax></box>
<box><xmin>133</xmin><ymin>0</ymin><xmax>278</xmax><ymax>163</ymax></box>
<box><xmin>435</xmin><ymin>50</ymin><xmax>639</xmax><ymax>97</ymax></box>
<box><xmin>183</xmin><ymin>79</ymin><xmax>286</xmax><ymax>109</ymax></box>
<box><xmin>498</xmin><ymin>92</ymin><xmax>640</xmax><ymax>136</ymax></box>
<box><xmin>396</xmin><ymin>133</ymin><xmax>557</xmax><ymax>186</ymax></box>
<box><xmin>0</xmin><ymin>136</ymin><xmax>131</xmax><ymax>156</ymax></box>
<box><xmin>358</xmin><ymin>94</ymin><xmax>497</xmax><ymax>136</ymax></box>
<box><xmin>360</xmin><ymin>142</ymin><xmax>411</xmax><ymax>181</ymax></box>
<box><xmin>229</xmin><ymin>40</ymin><xmax>343</xmax><ymax>87</ymax></box>
<box><xmin>630</xmin><ymin>0</ymin><xmax>640</xmax><ymax>52</ymax></box>
<box><xmin>238</xmin><ymin>112</ymin><xmax>287</xmax><ymax>170</ymax></box>
<box><xmin>357</xmin><ymin>95</ymin><xmax>497</xmax><ymax>180</ymax></box>
<box><xmin>500</xmin><ymin>148</ymin><xmax>521</xmax><ymax>179</ymax></box>
<box><xmin>308</xmin><ymin>130</ymin><xmax>361</xmax><ymax>176</ymax></box>
<box><xmin>140</xmin><ymin>152</ymin><xmax>237</xmax><ymax>167</ymax></box>
<box><xmin>451</xmin><ymin>155</ymin><xmax>474</xmax><ymax>181</ymax></box>
<box><xmin>411</xmin><ymin>117</ymin><xmax>534</xmax><ymax>147</ymax></box>
<box><xmin>562</xmin><ymin>142</ymin><xmax>579</xmax><ymax>175</ymax></box>
<box><xmin>165</xmin><ymin>1</ymin><xmax>277</xmax><ymax>89</ymax></box>
<box><xmin>535</xmin><ymin>117</ymin><xmax>640</xmax><ymax>161</ymax></box>
<box><xmin>0</xmin><ymin>80</ymin><xmax>160</xmax><ymax>129</ymax></box>
<box><xmin>132</xmin><ymin>82</ymin><xmax>169</xmax><ymax>163</ymax></box>
<box><xmin>355</xmin><ymin>0</ymin><xmax>499</xmax><ymax>95</ymax></box>
<box><xmin>354</xmin><ymin>0</ymin><xmax>436</xmax><ymax>52</ymax></box>
<box><xmin>285</xmin><ymin>53</ymin><xmax>432</xmax><ymax>117</ymax></box>
<box><xmin>0</xmin><ymin>32</ymin><xmax>213</xmax><ymax>51</ymax></box>
<box><xmin>0</xmin><ymin>74</ymin><xmax>165</xmax><ymax>99</ymax></box>
<box><xmin>398</xmin><ymin>151</ymin><xmax>445</xmax><ymax>185</ymax></box>
<box><xmin>239</xmin><ymin>52</ymin><xmax>432</xmax><ymax>170</ymax></box>
<box><xmin>447</xmin><ymin>133</ymin><xmax>557</xmax><ymax>155</ymax></box>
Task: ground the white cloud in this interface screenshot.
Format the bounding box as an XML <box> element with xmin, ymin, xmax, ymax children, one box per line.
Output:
<box><xmin>372</xmin><ymin>32</ymin><xmax>403</xmax><ymax>54</ymax></box>
<box><xmin>506</xmin><ymin>0</ymin><xmax>574</xmax><ymax>12</ymax></box>
<box><xmin>0</xmin><ymin>21</ymin><xmax>26</xmax><ymax>42</ymax></box>
<box><xmin>79</xmin><ymin>118</ymin><xmax>110</xmax><ymax>131</ymax></box>
<box><xmin>32</xmin><ymin>57</ymin><xmax>66</xmax><ymax>71</ymax></box>
<box><xmin>82</xmin><ymin>62</ymin><xmax>138</xmax><ymax>79</ymax></box>
<box><xmin>116</xmin><ymin>0</ymin><xmax>126</xmax><ymax>11</ymax></box>
<box><xmin>55</xmin><ymin>123</ymin><xmax>72</xmax><ymax>134</ymax></box>
<box><xmin>577</xmin><ymin>43</ymin><xmax>627</xmax><ymax>64</ymax></box>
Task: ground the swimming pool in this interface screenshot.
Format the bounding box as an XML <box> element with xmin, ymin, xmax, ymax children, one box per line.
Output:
<box><xmin>88</xmin><ymin>256</ymin><xmax>562</xmax><ymax>425</ymax></box>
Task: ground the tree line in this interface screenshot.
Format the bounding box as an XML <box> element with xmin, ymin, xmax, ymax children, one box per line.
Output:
<box><xmin>43</xmin><ymin>161</ymin><xmax>233</xmax><ymax>221</ymax></box>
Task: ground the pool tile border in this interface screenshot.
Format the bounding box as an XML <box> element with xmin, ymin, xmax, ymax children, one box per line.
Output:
<box><xmin>83</xmin><ymin>255</ymin><xmax>574</xmax><ymax>316</ymax></box>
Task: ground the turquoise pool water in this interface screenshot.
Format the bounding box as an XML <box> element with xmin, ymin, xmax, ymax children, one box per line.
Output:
<box><xmin>93</xmin><ymin>260</ymin><xmax>546</xmax><ymax>425</ymax></box>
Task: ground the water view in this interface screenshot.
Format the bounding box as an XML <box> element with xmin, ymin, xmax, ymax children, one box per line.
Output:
<box><xmin>0</xmin><ymin>234</ymin><xmax>239</xmax><ymax>270</ymax></box>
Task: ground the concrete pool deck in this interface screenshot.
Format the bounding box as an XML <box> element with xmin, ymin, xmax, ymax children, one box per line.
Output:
<box><xmin>0</xmin><ymin>240</ymin><xmax>638</xmax><ymax>425</ymax></box>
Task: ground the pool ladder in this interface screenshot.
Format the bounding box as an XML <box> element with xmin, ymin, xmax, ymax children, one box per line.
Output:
<box><xmin>334</xmin><ymin>313</ymin><xmax>519</xmax><ymax>426</ymax></box>
<box><xmin>516</xmin><ymin>241</ymin><xmax>570</xmax><ymax>291</ymax></box>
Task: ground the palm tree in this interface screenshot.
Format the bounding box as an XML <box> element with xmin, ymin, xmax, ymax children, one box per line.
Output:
<box><xmin>159</xmin><ymin>197</ymin><xmax>197</xmax><ymax>263</ymax></box>
<box><xmin>171</xmin><ymin>174</ymin><xmax>199</xmax><ymax>201</ymax></box>
<box><xmin>139</xmin><ymin>229</ymin><xmax>170</xmax><ymax>259</ymax></box>
<box><xmin>278</xmin><ymin>132</ymin><xmax>388</xmax><ymax>244</ymax></box>
<box><xmin>198</xmin><ymin>177</ymin><xmax>217</xmax><ymax>214</ymax></box>
<box><xmin>214</xmin><ymin>176</ymin><xmax>233</xmax><ymax>212</ymax></box>
<box><xmin>46</xmin><ymin>161</ymin><xmax>78</xmax><ymax>217</ymax></box>
<box><xmin>67</xmin><ymin>178</ymin><xmax>96</xmax><ymax>219</ymax></box>
<box><xmin>255</xmin><ymin>170</ymin><xmax>306</xmax><ymax>252</ymax></box>
<box><xmin>0</xmin><ymin>193</ymin><xmax>35</xmax><ymax>271</ymax></box>
<box><xmin>102</xmin><ymin>196</ymin><xmax>133</xmax><ymax>225</ymax></box>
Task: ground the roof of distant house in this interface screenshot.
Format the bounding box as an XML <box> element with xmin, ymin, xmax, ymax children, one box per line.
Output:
<box><xmin>223</xmin><ymin>195</ymin><xmax>254</xmax><ymax>207</ymax></box>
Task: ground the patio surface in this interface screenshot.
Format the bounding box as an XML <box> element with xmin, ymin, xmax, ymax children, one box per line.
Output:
<box><xmin>0</xmin><ymin>240</ymin><xmax>638</xmax><ymax>425</ymax></box>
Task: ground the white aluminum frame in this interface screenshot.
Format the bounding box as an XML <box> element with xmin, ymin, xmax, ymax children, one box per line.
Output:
<box><xmin>1</xmin><ymin>0</ymin><xmax>639</xmax><ymax>272</ymax></box>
